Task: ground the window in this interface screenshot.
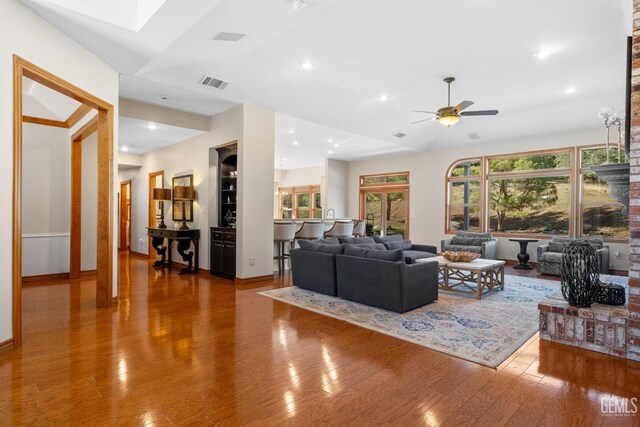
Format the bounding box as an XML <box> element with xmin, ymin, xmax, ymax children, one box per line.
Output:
<box><xmin>277</xmin><ymin>186</ymin><xmax>322</xmax><ymax>219</ymax></box>
<box><xmin>487</xmin><ymin>151</ymin><xmax>571</xmax><ymax>234</ymax></box>
<box><xmin>580</xmin><ymin>147</ymin><xmax>628</xmax><ymax>238</ymax></box>
<box><xmin>360</xmin><ymin>172</ymin><xmax>410</xmax><ymax>237</ymax></box>
<box><xmin>446</xmin><ymin>146</ymin><xmax>628</xmax><ymax>240</ymax></box>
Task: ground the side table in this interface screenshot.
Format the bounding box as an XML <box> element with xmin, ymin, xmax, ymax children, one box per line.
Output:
<box><xmin>509</xmin><ymin>238</ymin><xmax>539</xmax><ymax>270</ymax></box>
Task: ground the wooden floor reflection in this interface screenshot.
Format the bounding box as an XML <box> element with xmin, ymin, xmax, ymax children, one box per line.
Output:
<box><xmin>0</xmin><ymin>253</ymin><xmax>639</xmax><ymax>426</ymax></box>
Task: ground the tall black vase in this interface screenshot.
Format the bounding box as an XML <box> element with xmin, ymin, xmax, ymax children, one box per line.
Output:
<box><xmin>560</xmin><ymin>241</ymin><xmax>599</xmax><ymax>308</ymax></box>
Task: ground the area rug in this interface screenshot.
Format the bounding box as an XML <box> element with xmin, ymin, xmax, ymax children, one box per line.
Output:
<box><xmin>259</xmin><ymin>275</ymin><xmax>560</xmax><ymax>368</ymax></box>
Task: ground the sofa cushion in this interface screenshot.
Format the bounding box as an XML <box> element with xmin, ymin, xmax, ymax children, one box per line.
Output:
<box><xmin>298</xmin><ymin>240</ymin><xmax>345</xmax><ymax>254</ymax></box>
<box><xmin>402</xmin><ymin>239</ymin><xmax>413</xmax><ymax>250</ymax></box>
<box><xmin>539</xmin><ymin>252</ymin><xmax>563</xmax><ymax>262</ymax></box>
<box><xmin>373</xmin><ymin>234</ymin><xmax>403</xmax><ymax>244</ymax></box>
<box><xmin>344</xmin><ymin>244</ymin><xmax>370</xmax><ymax>258</ymax></box>
<box><xmin>547</xmin><ymin>242</ymin><xmax>566</xmax><ymax>253</ymax></box>
<box><xmin>313</xmin><ymin>237</ymin><xmax>340</xmax><ymax>245</ymax></box>
<box><xmin>443</xmin><ymin>244</ymin><xmax>482</xmax><ymax>254</ymax></box>
<box><xmin>456</xmin><ymin>231</ymin><xmax>492</xmax><ymax>239</ymax></box>
<box><xmin>383</xmin><ymin>241</ymin><xmax>404</xmax><ymax>250</ymax></box>
<box><xmin>344</xmin><ymin>244</ymin><xmax>403</xmax><ymax>262</ymax></box>
<box><xmin>403</xmin><ymin>250</ymin><xmax>436</xmax><ymax>264</ymax></box>
<box><xmin>451</xmin><ymin>236</ymin><xmax>490</xmax><ymax>246</ymax></box>
<box><xmin>338</xmin><ymin>236</ymin><xmax>375</xmax><ymax>244</ymax></box>
<box><xmin>353</xmin><ymin>243</ymin><xmax>387</xmax><ymax>250</ymax></box>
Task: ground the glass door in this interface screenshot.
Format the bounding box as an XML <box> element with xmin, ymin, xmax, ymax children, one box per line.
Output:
<box><xmin>363</xmin><ymin>190</ymin><xmax>408</xmax><ymax>238</ymax></box>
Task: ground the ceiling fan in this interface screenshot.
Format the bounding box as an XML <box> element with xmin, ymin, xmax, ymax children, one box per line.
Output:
<box><xmin>412</xmin><ymin>77</ymin><xmax>499</xmax><ymax>127</ymax></box>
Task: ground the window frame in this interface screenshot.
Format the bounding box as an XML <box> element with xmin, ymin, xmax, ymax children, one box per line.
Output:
<box><xmin>445</xmin><ymin>146</ymin><xmax>628</xmax><ymax>242</ymax></box>
<box><xmin>277</xmin><ymin>185</ymin><xmax>322</xmax><ymax>219</ymax></box>
<box><xmin>359</xmin><ymin>172</ymin><xmax>410</xmax><ymax>238</ymax></box>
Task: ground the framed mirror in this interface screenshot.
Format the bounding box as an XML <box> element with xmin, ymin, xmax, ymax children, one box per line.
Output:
<box><xmin>172</xmin><ymin>174</ymin><xmax>194</xmax><ymax>222</ymax></box>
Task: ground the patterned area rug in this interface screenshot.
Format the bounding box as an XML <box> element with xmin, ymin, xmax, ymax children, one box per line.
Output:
<box><xmin>259</xmin><ymin>275</ymin><xmax>560</xmax><ymax>368</ymax></box>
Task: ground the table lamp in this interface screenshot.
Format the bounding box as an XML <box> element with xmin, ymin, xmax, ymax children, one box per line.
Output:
<box><xmin>173</xmin><ymin>185</ymin><xmax>195</xmax><ymax>230</ymax></box>
<box><xmin>152</xmin><ymin>188</ymin><xmax>172</xmax><ymax>229</ymax></box>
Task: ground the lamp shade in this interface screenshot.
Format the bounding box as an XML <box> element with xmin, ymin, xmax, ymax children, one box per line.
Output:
<box><xmin>152</xmin><ymin>188</ymin><xmax>172</xmax><ymax>201</ymax></box>
<box><xmin>174</xmin><ymin>185</ymin><xmax>195</xmax><ymax>201</ymax></box>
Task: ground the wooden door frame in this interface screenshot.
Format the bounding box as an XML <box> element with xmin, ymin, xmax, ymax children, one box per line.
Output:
<box><xmin>359</xmin><ymin>186</ymin><xmax>410</xmax><ymax>239</ymax></box>
<box><xmin>120</xmin><ymin>180</ymin><xmax>131</xmax><ymax>251</ymax></box>
<box><xmin>13</xmin><ymin>55</ymin><xmax>115</xmax><ymax>347</ymax></box>
<box><xmin>148</xmin><ymin>171</ymin><xmax>164</xmax><ymax>258</ymax></box>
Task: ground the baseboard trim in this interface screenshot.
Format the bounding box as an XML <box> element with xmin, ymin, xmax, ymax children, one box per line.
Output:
<box><xmin>610</xmin><ymin>269</ymin><xmax>628</xmax><ymax>277</ymax></box>
<box><xmin>235</xmin><ymin>274</ymin><xmax>275</xmax><ymax>284</ymax></box>
<box><xmin>0</xmin><ymin>338</ymin><xmax>14</xmax><ymax>352</ymax></box>
<box><xmin>129</xmin><ymin>250</ymin><xmax>148</xmax><ymax>259</ymax></box>
<box><xmin>22</xmin><ymin>273</ymin><xmax>69</xmax><ymax>283</ymax></box>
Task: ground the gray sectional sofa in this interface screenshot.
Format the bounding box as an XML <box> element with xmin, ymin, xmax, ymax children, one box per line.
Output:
<box><xmin>289</xmin><ymin>236</ymin><xmax>439</xmax><ymax>313</ymax></box>
<box><xmin>537</xmin><ymin>237</ymin><xmax>610</xmax><ymax>275</ymax></box>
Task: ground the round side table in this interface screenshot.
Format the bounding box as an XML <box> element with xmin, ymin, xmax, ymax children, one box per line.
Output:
<box><xmin>509</xmin><ymin>238</ymin><xmax>539</xmax><ymax>270</ymax></box>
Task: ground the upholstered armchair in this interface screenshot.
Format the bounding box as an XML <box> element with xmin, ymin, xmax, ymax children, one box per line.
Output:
<box><xmin>536</xmin><ymin>237</ymin><xmax>610</xmax><ymax>275</ymax></box>
<box><xmin>441</xmin><ymin>231</ymin><xmax>497</xmax><ymax>259</ymax></box>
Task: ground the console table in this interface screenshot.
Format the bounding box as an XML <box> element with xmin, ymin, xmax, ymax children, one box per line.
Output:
<box><xmin>147</xmin><ymin>227</ymin><xmax>200</xmax><ymax>274</ymax></box>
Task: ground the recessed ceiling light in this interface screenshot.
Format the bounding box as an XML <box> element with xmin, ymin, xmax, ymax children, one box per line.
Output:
<box><xmin>121</xmin><ymin>145</ymin><xmax>129</xmax><ymax>152</ymax></box>
<box><xmin>300</xmin><ymin>60</ymin><xmax>314</xmax><ymax>70</ymax></box>
<box><xmin>288</xmin><ymin>129</ymin><xmax>295</xmax><ymax>134</ymax></box>
<box><xmin>327</xmin><ymin>138</ymin><xmax>333</xmax><ymax>143</ymax></box>
<box><xmin>328</xmin><ymin>150</ymin><xmax>333</xmax><ymax>154</ymax></box>
<box><xmin>291</xmin><ymin>0</ymin><xmax>306</xmax><ymax>11</ymax></box>
<box><xmin>378</xmin><ymin>94</ymin><xmax>389</xmax><ymax>102</ymax></box>
<box><xmin>146</xmin><ymin>123</ymin><xmax>158</xmax><ymax>130</ymax></box>
<box><xmin>283</xmin><ymin>158</ymin><xmax>287</xmax><ymax>161</ymax></box>
<box><xmin>565</xmin><ymin>86</ymin><xmax>577</xmax><ymax>94</ymax></box>
<box><xmin>334</xmin><ymin>143</ymin><xmax>340</xmax><ymax>147</ymax></box>
<box><xmin>293</xmin><ymin>141</ymin><xmax>300</xmax><ymax>146</ymax></box>
<box><xmin>535</xmin><ymin>48</ymin><xmax>556</xmax><ymax>60</ymax></box>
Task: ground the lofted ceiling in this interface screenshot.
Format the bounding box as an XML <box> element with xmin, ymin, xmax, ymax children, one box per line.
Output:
<box><xmin>20</xmin><ymin>0</ymin><xmax>633</xmax><ymax>167</ymax></box>
<box><xmin>118</xmin><ymin>116</ymin><xmax>207</xmax><ymax>155</ymax></box>
<box><xmin>22</xmin><ymin>77</ymin><xmax>81</xmax><ymax>121</ymax></box>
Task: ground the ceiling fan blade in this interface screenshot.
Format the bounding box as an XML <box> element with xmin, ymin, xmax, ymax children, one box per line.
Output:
<box><xmin>460</xmin><ymin>110</ymin><xmax>499</xmax><ymax>116</ymax></box>
<box><xmin>455</xmin><ymin>100</ymin><xmax>474</xmax><ymax>112</ymax></box>
<box><xmin>411</xmin><ymin>110</ymin><xmax>438</xmax><ymax>114</ymax></box>
<box><xmin>411</xmin><ymin>117</ymin><xmax>436</xmax><ymax>124</ymax></box>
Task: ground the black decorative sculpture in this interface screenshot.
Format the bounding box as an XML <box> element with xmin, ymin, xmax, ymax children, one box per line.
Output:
<box><xmin>561</xmin><ymin>241</ymin><xmax>599</xmax><ymax>308</ymax></box>
<box><xmin>594</xmin><ymin>282</ymin><xmax>626</xmax><ymax>306</ymax></box>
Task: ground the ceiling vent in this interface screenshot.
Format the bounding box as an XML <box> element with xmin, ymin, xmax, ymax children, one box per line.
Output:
<box><xmin>200</xmin><ymin>75</ymin><xmax>229</xmax><ymax>90</ymax></box>
<box><xmin>394</xmin><ymin>132</ymin><xmax>407</xmax><ymax>138</ymax></box>
<box><xmin>212</xmin><ymin>32</ymin><xmax>248</xmax><ymax>42</ymax></box>
<box><xmin>467</xmin><ymin>132</ymin><xmax>481</xmax><ymax>140</ymax></box>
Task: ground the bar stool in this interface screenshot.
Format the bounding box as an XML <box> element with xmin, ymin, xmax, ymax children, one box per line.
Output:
<box><xmin>274</xmin><ymin>222</ymin><xmax>297</xmax><ymax>273</ymax></box>
<box><xmin>352</xmin><ymin>220</ymin><xmax>366</xmax><ymax>237</ymax></box>
<box><xmin>325</xmin><ymin>220</ymin><xmax>354</xmax><ymax>238</ymax></box>
<box><xmin>295</xmin><ymin>221</ymin><xmax>325</xmax><ymax>242</ymax></box>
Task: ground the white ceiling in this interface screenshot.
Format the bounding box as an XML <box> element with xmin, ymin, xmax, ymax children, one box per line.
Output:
<box><xmin>21</xmin><ymin>0</ymin><xmax>633</xmax><ymax>167</ymax></box>
<box><xmin>118</xmin><ymin>116</ymin><xmax>207</xmax><ymax>155</ymax></box>
<box><xmin>22</xmin><ymin>77</ymin><xmax>81</xmax><ymax>120</ymax></box>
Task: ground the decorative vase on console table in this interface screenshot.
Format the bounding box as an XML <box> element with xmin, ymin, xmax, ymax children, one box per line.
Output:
<box><xmin>561</xmin><ymin>241</ymin><xmax>599</xmax><ymax>308</ymax></box>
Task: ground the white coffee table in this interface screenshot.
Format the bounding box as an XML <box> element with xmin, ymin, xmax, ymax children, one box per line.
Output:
<box><xmin>417</xmin><ymin>256</ymin><xmax>505</xmax><ymax>300</ymax></box>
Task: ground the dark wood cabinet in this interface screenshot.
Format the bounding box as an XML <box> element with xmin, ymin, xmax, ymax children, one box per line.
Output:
<box><xmin>210</xmin><ymin>142</ymin><xmax>238</xmax><ymax>279</ymax></box>
<box><xmin>210</xmin><ymin>227</ymin><xmax>235</xmax><ymax>279</ymax></box>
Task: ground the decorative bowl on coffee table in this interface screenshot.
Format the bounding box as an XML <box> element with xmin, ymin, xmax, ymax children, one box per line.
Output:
<box><xmin>441</xmin><ymin>251</ymin><xmax>480</xmax><ymax>262</ymax></box>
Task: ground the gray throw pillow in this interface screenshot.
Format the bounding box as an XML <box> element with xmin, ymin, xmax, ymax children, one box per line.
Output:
<box><xmin>367</xmin><ymin>248</ymin><xmax>403</xmax><ymax>262</ymax></box>
<box><xmin>402</xmin><ymin>240</ymin><xmax>413</xmax><ymax>250</ymax></box>
<box><xmin>344</xmin><ymin>244</ymin><xmax>370</xmax><ymax>258</ymax></box>
<box><xmin>314</xmin><ymin>237</ymin><xmax>340</xmax><ymax>245</ymax></box>
<box><xmin>298</xmin><ymin>240</ymin><xmax>344</xmax><ymax>254</ymax></box>
<box><xmin>373</xmin><ymin>234</ymin><xmax>403</xmax><ymax>243</ymax></box>
<box><xmin>547</xmin><ymin>242</ymin><xmax>565</xmax><ymax>253</ymax></box>
<box><xmin>338</xmin><ymin>236</ymin><xmax>375</xmax><ymax>244</ymax></box>
<box><xmin>297</xmin><ymin>240</ymin><xmax>316</xmax><ymax>251</ymax></box>
<box><xmin>353</xmin><ymin>243</ymin><xmax>387</xmax><ymax>250</ymax></box>
<box><xmin>383</xmin><ymin>241</ymin><xmax>404</xmax><ymax>250</ymax></box>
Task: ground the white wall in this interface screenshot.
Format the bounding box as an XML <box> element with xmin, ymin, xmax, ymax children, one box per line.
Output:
<box><xmin>275</xmin><ymin>165</ymin><xmax>325</xmax><ymax>187</ymax></box>
<box><xmin>347</xmin><ymin>128</ymin><xmax>630</xmax><ymax>271</ymax></box>
<box><xmin>325</xmin><ymin>159</ymin><xmax>349</xmax><ymax>218</ymax></box>
<box><xmin>0</xmin><ymin>0</ymin><xmax>119</xmax><ymax>342</ymax></box>
<box><xmin>21</xmin><ymin>123</ymin><xmax>71</xmax><ymax>276</ymax></box>
<box><xmin>81</xmin><ymin>133</ymin><xmax>98</xmax><ymax>271</ymax></box>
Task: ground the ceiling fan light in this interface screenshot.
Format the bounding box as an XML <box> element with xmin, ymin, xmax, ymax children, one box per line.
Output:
<box><xmin>439</xmin><ymin>115</ymin><xmax>459</xmax><ymax>127</ymax></box>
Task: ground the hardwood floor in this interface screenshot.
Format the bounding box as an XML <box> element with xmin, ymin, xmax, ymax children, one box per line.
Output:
<box><xmin>1</xmin><ymin>254</ymin><xmax>639</xmax><ymax>426</ymax></box>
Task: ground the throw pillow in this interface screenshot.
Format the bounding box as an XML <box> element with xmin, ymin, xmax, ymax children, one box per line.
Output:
<box><xmin>367</xmin><ymin>248</ymin><xmax>403</xmax><ymax>262</ymax></box>
<box><xmin>344</xmin><ymin>244</ymin><xmax>369</xmax><ymax>258</ymax></box>
<box><xmin>352</xmin><ymin>243</ymin><xmax>387</xmax><ymax>250</ymax></box>
<box><xmin>338</xmin><ymin>236</ymin><xmax>376</xmax><ymax>244</ymax></box>
<box><xmin>297</xmin><ymin>240</ymin><xmax>316</xmax><ymax>251</ymax></box>
<box><xmin>317</xmin><ymin>244</ymin><xmax>345</xmax><ymax>255</ymax></box>
<box><xmin>383</xmin><ymin>241</ymin><xmax>404</xmax><ymax>250</ymax></box>
<box><xmin>314</xmin><ymin>237</ymin><xmax>340</xmax><ymax>245</ymax></box>
<box><xmin>373</xmin><ymin>234</ymin><xmax>403</xmax><ymax>243</ymax></box>
<box><xmin>547</xmin><ymin>242</ymin><xmax>565</xmax><ymax>253</ymax></box>
<box><xmin>402</xmin><ymin>239</ymin><xmax>412</xmax><ymax>250</ymax></box>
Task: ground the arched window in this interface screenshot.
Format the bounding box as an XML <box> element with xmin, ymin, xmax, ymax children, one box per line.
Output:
<box><xmin>446</xmin><ymin>159</ymin><xmax>481</xmax><ymax>232</ymax></box>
